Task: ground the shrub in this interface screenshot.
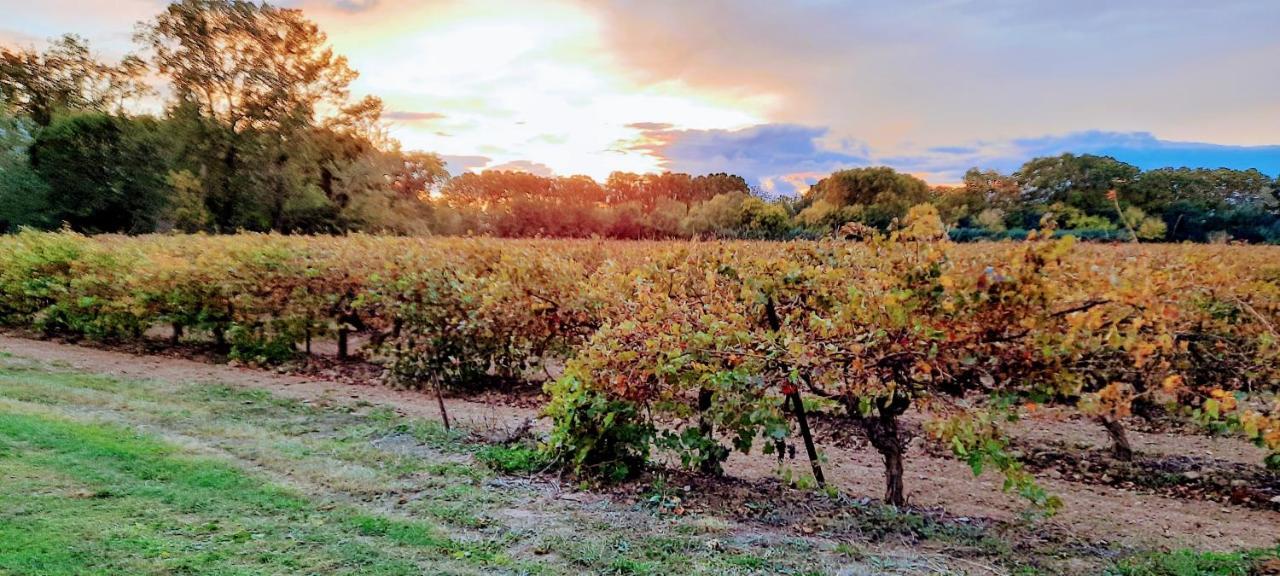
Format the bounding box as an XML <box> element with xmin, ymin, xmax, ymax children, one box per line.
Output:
<box><xmin>543</xmin><ymin>373</ymin><xmax>653</xmax><ymax>482</ymax></box>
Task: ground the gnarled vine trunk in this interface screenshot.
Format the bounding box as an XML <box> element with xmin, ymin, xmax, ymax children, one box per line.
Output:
<box><xmin>696</xmin><ymin>386</ymin><xmax>721</xmax><ymax>475</ymax></box>
<box><xmin>851</xmin><ymin>393</ymin><xmax>911</xmax><ymax>507</ymax></box>
<box><xmin>1098</xmin><ymin>415</ymin><xmax>1133</xmax><ymax>461</ymax></box>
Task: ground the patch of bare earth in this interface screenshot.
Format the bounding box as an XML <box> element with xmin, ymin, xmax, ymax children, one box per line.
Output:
<box><xmin>3</xmin><ymin>333</ymin><xmax>1277</xmax><ymax>559</ymax></box>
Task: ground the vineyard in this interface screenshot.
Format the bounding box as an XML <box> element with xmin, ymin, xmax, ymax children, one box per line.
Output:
<box><xmin>2</xmin><ymin>213</ymin><xmax>1279</xmax><ymax>528</ymax></box>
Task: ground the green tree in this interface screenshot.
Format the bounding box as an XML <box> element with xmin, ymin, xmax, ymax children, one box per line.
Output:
<box><xmin>693</xmin><ymin>173</ymin><xmax>750</xmax><ymax>202</ymax></box>
<box><xmin>28</xmin><ymin>112</ymin><xmax>171</xmax><ymax>233</ymax></box>
<box><xmin>0</xmin><ymin>103</ymin><xmax>50</xmax><ymax>231</ymax></box>
<box><xmin>1132</xmin><ymin>167</ymin><xmax>1275</xmax><ymax>214</ymax></box>
<box><xmin>804</xmin><ymin>167</ymin><xmax>930</xmax><ymax>229</ymax></box>
<box><xmin>138</xmin><ymin>0</ymin><xmax>359</xmax><ymax>231</ymax></box>
<box><xmin>1015</xmin><ymin>154</ymin><xmax>1140</xmax><ymax>217</ymax></box>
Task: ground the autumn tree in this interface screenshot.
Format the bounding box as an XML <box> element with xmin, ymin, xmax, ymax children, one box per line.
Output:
<box><xmin>138</xmin><ymin>0</ymin><xmax>358</xmax><ymax>230</ymax></box>
<box><xmin>800</xmin><ymin>167</ymin><xmax>931</xmax><ymax>229</ymax></box>
<box><xmin>693</xmin><ymin>173</ymin><xmax>751</xmax><ymax>201</ymax></box>
<box><xmin>0</xmin><ymin>34</ymin><xmax>148</xmax><ymax>126</ymax></box>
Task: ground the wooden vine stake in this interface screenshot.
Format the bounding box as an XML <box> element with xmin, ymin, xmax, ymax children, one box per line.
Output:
<box><xmin>435</xmin><ymin>378</ymin><xmax>451</xmax><ymax>432</ymax></box>
<box><xmin>765</xmin><ymin>295</ymin><xmax>825</xmax><ymax>487</ymax></box>
<box><xmin>786</xmin><ymin>385</ymin><xmax>825</xmax><ymax>488</ymax></box>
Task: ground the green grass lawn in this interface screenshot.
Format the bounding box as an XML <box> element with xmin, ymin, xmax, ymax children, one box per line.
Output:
<box><xmin>0</xmin><ymin>353</ymin><xmax>853</xmax><ymax>575</ymax></box>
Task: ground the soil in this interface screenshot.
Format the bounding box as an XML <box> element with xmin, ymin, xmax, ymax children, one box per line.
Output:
<box><xmin>1013</xmin><ymin>440</ymin><xmax>1280</xmax><ymax>512</ymax></box>
<box><xmin>2</xmin><ymin>332</ymin><xmax>1277</xmax><ymax>555</ymax></box>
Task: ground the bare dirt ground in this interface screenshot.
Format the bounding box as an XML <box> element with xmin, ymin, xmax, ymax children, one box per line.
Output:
<box><xmin>2</xmin><ymin>333</ymin><xmax>1277</xmax><ymax>557</ymax></box>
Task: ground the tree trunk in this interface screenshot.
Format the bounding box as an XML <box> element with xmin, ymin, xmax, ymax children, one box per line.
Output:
<box><xmin>337</xmin><ymin>327</ymin><xmax>349</xmax><ymax>360</ymax></box>
<box><xmin>170</xmin><ymin>323</ymin><xmax>184</xmax><ymax>345</ymax></box>
<box><xmin>1099</xmin><ymin>415</ymin><xmax>1133</xmax><ymax>461</ymax></box>
<box><xmin>270</xmin><ymin>152</ymin><xmax>289</xmax><ymax>231</ymax></box>
<box><xmin>854</xmin><ymin>394</ymin><xmax>910</xmax><ymax>507</ymax></box>
<box><xmin>881</xmin><ymin>439</ymin><xmax>905</xmax><ymax>507</ymax></box>
<box><xmin>219</xmin><ymin>141</ymin><xmax>238</xmax><ymax>230</ymax></box>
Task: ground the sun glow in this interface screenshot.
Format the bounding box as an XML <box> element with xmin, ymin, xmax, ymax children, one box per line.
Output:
<box><xmin>305</xmin><ymin>0</ymin><xmax>768</xmax><ymax>179</ymax></box>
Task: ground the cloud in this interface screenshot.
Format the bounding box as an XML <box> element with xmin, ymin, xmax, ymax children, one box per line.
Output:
<box><xmin>625</xmin><ymin>122</ymin><xmax>674</xmax><ymax>131</ymax></box>
<box><xmin>884</xmin><ymin>131</ymin><xmax>1280</xmax><ymax>183</ymax></box>
<box><xmin>331</xmin><ymin>0</ymin><xmax>379</xmax><ymax>12</ymax></box>
<box><xmin>484</xmin><ymin>160</ymin><xmax>555</xmax><ymax>177</ymax></box>
<box><xmin>440</xmin><ymin>154</ymin><xmax>490</xmax><ymax>175</ymax></box>
<box><xmin>631</xmin><ymin>123</ymin><xmax>870</xmax><ymax>193</ymax></box>
<box><xmin>278</xmin><ymin>0</ymin><xmax>379</xmax><ymax>13</ymax></box>
<box><xmin>383</xmin><ymin>110</ymin><xmax>446</xmax><ymax>122</ymax></box>
<box><xmin>583</xmin><ymin>0</ymin><xmax>1280</xmax><ymax>150</ymax></box>
<box><xmin>632</xmin><ymin>124</ymin><xmax>1280</xmax><ymax>193</ymax></box>
<box><xmin>11</xmin><ymin>0</ymin><xmax>1277</xmax><ymax>186</ymax></box>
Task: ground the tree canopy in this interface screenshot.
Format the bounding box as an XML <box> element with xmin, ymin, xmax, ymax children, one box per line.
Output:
<box><xmin>0</xmin><ymin>1</ymin><xmax>1276</xmax><ymax>242</ymax></box>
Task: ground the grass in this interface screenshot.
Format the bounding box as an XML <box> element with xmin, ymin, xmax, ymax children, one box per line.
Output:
<box><xmin>474</xmin><ymin>442</ymin><xmax>551</xmax><ymax>475</ymax></box>
<box><xmin>0</xmin><ymin>391</ymin><xmax>504</xmax><ymax>574</ymax></box>
<box><xmin>0</xmin><ymin>353</ymin><xmax>873</xmax><ymax>575</ymax></box>
<box><xmin>1108</xmin><ymin>547</ymin><xmax>1280</xmax><ymax>576</ymax></box>
<box><xmin>3</xmin><ymin>351</ymin><xmax>1275</xmax><ymax>575</ymax></box>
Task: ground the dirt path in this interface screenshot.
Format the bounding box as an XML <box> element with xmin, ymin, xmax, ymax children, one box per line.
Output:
<box><xmin>1007</xmin><ymin>406</ymin><xmax>1272</xmax><ymax>466</ymax></box>
<box><xmin>2</xmin><ymin>334</ymin><xmax>1276</xmax><ymax>553</ymax></box>
<box><xmin>0</xmin><ymin>334</ymin><xmax>533</xmax><ymax>431</ymax></box>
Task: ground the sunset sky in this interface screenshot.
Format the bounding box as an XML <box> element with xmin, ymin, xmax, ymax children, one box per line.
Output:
<box><xmin>3</xmin><ymin>0</ymin><xmax>1278</xmax><ymax>191</ymax></box>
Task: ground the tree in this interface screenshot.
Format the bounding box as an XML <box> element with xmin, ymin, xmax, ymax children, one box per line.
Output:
<box><xmin>683</xmin><ymin>192</ymin><xmax>749</xmax><ymax>237</ymax></box>
<box><xmin>0</xmin><ymin>103</ymin><xmax>49</xmax><ymax>231</ymax></box>
<box><xmin>0</xmin><ymin>34</ymin><xmax>148</xmax><ymax>126</ymax></box>
<box><xmin>1132</xmin><ymin>167</ymin><xmax>1276</xmax><ymax>214</ymax></box>
<box><xmin>388</xmin><ymin>151</ymin><xmax>448</xmax><ymax>203</ymax></box>
<box><xmin>643</xmin><ymin>172</ymin><xmax>697</xmax><ymax>206</ymax></box>
<box><xmin>138</xmin><ymin>0</ymin><xmax>359</xmax><ymax>231</ymax></box>
<box><xmin>28</xmin><ymin>112</ymin><xmax>171</xmax><ymax>233</ymax></box>
<box><xmin>964</xmin><ymin>168</ymin><xmax>1022</xmax><ymax>211</ymax></box>
<box><xmin>693</xmin><ymin>173</ymin><xmax>750</xmax><ymax>202</ymax></box>
<box><xmin>442</xmin><ymin>170</ymin><xmax>552</xmax><ymax>208</ymax></box>
<box><xmin>682</xmin><ymin>192</ymin><xmax>793</xmax><ymax>239</ymax></box>
<box><xmin>1016</xmin><ymin>154</ymin><xmax>1140</xmax><ymax>217</ymax></box>
<box><xmin>975</xmin><ymin>208</ymin><xmax>1006</xmax><ymax>232</ymax></box>
<box><xmin>805</xmin><ymin>167</ymin><xmax>931</xmax><ymax>229</ymax></box>
<box><xmin>553</xmin><ymin>175</ymin><xmax>606</xmax><ymax>206</ymax></box>
<box><xmin>603</xmin><ymin>171</ymin><xmax>648</xmax><ymax>207</ymax></box>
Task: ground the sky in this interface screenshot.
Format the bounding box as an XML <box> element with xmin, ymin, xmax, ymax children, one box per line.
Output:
<box><xmin>3</xmin><ymin>0</ymin><xmax>1278</xmax><ymax>191</ymax></box>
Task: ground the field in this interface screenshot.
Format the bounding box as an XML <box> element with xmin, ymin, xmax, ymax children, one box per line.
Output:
<box><xmin>2</xmin><ymin>226</ymin><xmax>1280</xmax><ymax>574</ymax></box>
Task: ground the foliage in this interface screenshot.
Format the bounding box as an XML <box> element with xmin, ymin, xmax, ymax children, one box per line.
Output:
<box><xmin>0</xmin><ymin>104</ymin><xmax>50</xmax><ymax>231</ymax></box>
<box><xmin>474</xmin><ymin>442</ymin><xmax>550</xmax><ymax>475</ymax></box>
<box><xmin>802</xmin><ymin>167</ymin><xmax>931</xmax><ymax>229</ymax></box>
<box><xmin>1</xmin><ymin>228</ymin><xmax>1278</xmax><ymax>509</ymax></box>
<box><xmin>1</xmin><ymin>4</ymin><xmax>1277</xmax><ymax>241</ymax></box>
<box><xmin>0</xmin><ymin>34</ymin><xmax>148</xmax><ymax>126</ymax></box>
<box><xmin>29</xmin><ymin>112</ymin><xmax>172</xmax><ymax>233</ymax></box>
<box><xmin>544</xmin><ymin>373</ymin><xmax>653</xmax><ymax>481</ymax></box>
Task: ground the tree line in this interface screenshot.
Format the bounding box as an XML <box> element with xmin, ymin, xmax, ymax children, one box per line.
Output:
<box><xmin>1</xmin><ymin>0</ymin><xmax>1278</xmax><ymax>242</ymax></box>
